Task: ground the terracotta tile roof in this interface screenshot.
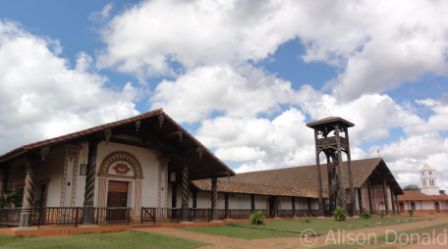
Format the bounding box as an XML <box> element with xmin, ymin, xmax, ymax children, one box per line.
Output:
<box><xmin>193</xmin><ymin>158</ymin><xmax>402</xmax><ymax>198</ymax></box>
<box><xmin>193</xmin><ymin>178</ymin><xmax>320</xmax><ymax>198</ymax></box>
<box><xmin>0</xmin><ymin>109</ymin><xmax>234</xmax><ymax>179</ymax></box>
<box><xmin>398</xmin><ymin>191</ymin><xmax>448</xmax><ymax>201</ymax></box>
<box><xmin>306</xmin><ymin>116</ymin><xmax>354</xmax><ymax>128</ymax></box>
<box><xmin>0</xmin><ymin>109</ymin><xmax>165</xmax><ymax>162</ymax></box>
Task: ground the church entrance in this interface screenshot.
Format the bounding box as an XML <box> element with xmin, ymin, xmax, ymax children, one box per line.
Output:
<box><xmin>107</xmin><ymin>181</ymin><xmax>129</xmax><ymax>221</ymax></box>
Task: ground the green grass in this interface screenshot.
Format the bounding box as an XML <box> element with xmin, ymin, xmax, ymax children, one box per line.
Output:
<box><xmin>183</xmin><ymin>217</ymin><xmax>421</xmax><ymax>240</ymax></box>
<box><xmin>0</xmin><ymin>231</ymin><xmax>206</xmax><ymax>249</ymax></box>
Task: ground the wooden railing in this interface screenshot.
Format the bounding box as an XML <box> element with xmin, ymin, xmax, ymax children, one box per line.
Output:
<box><xmin>0</xmin><ymin>207</ymin><xmax>131</xmax><ymax>227</ymax></box>
<box><xmin>0</xmin><ymin>208</ymin><xmax>21</xmax><ymax>226</ymax></box>
<box><xmin>140</xmin><ymin>208</ymin><xmax>317</xmax><ymax>223</ymax></box>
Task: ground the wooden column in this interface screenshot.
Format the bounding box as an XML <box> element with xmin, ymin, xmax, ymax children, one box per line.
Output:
<box><xmin>357</xmin><ymin>188</ymin><xmax>364</xmax><ymax>214</ymax></box>
<box><xmin>20</xmin><ymin>159</ymin><xmax>37</xmax><ymax>227</ymax></box>
<box><xmin>390</xmin><ymin>188</ymin><xmax>396</xmax><ymax>215</ymax></box>
<box><xmin>224</xmin><ymin>193</ymin><xmax>229</xmax><ymax>218</ymax></box>
<box><xmin>291</xmin><ymin>197</ymin><xmax>296</xmax><ymax>216</ymax></box>
<box><xmin>250</xmin><ymin>194</ymin><xmax>255</xmax><ymax>212</ymax></box>
<box><xmin>192</xmin><ymin>189</ymin><xmax>197</xmax><ymax>209</ymax></box>
<box><xmin>382</xmin><ymin>180</ymin><xmax>389</xmax><ymax>215</ymax></box>
<box><xmin>343</xmin><ymin>127</ymin><xmax>356</xmax><ymax>216</ymax></box>
<box><xmin>83</xmin><ymin>139</ymin><xmax>99</xmax><ymax>224</ymax></box>
<box><xmin>181</xmin><ymin>165</ymin><xmax>190</xmax><ymax>221</ymax></box>
<box><xmin>314</xmin><ymin>130</ymin><xmax>324</xmax><ymax>216</ymax></box>
<box><xmin>307</xmin><ymin>198</ymin><xmax>312</xmax><ymax>216</ymax></box>
<box><xmin>367</xmin><ymin>180</ymin><xmax>373</xmax><ymax>213</ymax></box>
<box><xmin>171</xmin><ymin>179</ymin><xmax>177</xmax><ymax>208</ymax></box>
<box><xmin>210</xmin><ymin>177</ymin><xmax>217</xmax><ymax>221</ymax></box>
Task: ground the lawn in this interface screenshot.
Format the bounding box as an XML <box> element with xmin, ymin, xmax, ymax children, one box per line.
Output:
<box><xmin>0</xmin><ymin>231</ymin><xmax>206</xmax><ymax>249</ymax></box>
<box><xmin>182</xmin><ymin>217</ymin><xmax>421</xmax><ymax>240</ymax></box>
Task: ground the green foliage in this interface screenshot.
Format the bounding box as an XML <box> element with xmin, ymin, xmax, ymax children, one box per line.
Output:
<box><xmin>379</xmin><ymin>211</ymin><xmax>385</xmax><ymax>219</ymax></box>
<box><xmin>0</xmin><ymin>191</ymin><xmax>20</xmax><ymax>208</ymax></box>
<box><xmin>303</xmin><ymin>214</ymin><xmax>311</xmax><ymax>223</ymax></box>
<box><xmin>403</xmin><ymin>185</ymin><xmax>420</xmax><ymax>191</ymax></box>
<box><xmin>408</xmin><ymin>209</ymin><xmax>415</xmax><ymax>217</ymax></box>
<box><xmin>362</xmin><ymin>212</ymin><xmax>371</xmax><ymax>219</ymax></box>
<box><xmin>249</xmin><ymin>211</ymin><xmax>265</xmax><ymax>225</ymax></box>
<box><xmin>333</xmin><ymin>208</ymin><xmax>346</xmax><ymax>221</ymax></box>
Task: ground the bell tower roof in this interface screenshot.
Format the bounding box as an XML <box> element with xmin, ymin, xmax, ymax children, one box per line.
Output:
<box><xmin>306</xmin><ymin>116</ymin><xmax>355</xmax><ymax>129</ymax></box>
<box><xmin>421</xmin><ymin>163</ymin><xmax>433</xmax><ymax>171</ymax></box>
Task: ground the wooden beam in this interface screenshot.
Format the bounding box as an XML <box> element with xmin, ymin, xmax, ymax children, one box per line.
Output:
<box><xmin>135</xmin><ymin>120</ymin><xmax>141</xmax><ymax>133</ymax></box>
<box><xmin>167</xmin><ymin>130</ymin><xmax>183</xmax><ymax>142</ymax></box>
<box><xmin>40</xmin><ymin>146</ymin><xmax>50</xmax><ymax>161</ymax></box>
<box><xmin>158</xmin><ymin>114</ymin><xmax>165</xmax><ymax>128</ymax></box>
<box><xmin>104</xmin><ymin>128</ymin><xmax>112</xmax><ymax>144</ymax></box>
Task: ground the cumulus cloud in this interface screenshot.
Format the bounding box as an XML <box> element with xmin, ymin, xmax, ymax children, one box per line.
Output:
<box><xmin>100</xmin><ymin>0</ymin><xmax>448</xmax><ymax>99</ymax></box>
<box><xmin>0</xmin><ymin>20</ymin><xmax>139</xmax><ymax>153</ymax></box>
<box><xmin>370</xmin><ymin>134</ymin><xmax>448</xmax><ymax>190</ymax></box>
<box><xmin>151</xmin><ymin>64</ymin><xmax>299</xmax><ymax>123</ymax></box>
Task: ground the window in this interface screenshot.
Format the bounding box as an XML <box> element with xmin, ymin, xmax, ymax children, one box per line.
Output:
<box><xmin>423</xmin><ymin>180</ymin><xmax>427</xmax><ymax>187</ymax></box>
<box><xmin>429</xmin><ymin>171</ymin><xmax>432</xmax><ymax>175</ymax></box>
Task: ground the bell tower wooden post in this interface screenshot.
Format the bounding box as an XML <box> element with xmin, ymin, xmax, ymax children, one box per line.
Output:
<box><xmin>307</xmin><ymin>117</ymin><xmax>357</xmax><ymax>216</ymax></box>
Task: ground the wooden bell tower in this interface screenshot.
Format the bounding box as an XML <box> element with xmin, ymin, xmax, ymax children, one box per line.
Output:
<box><xmin>307</xmin><ymin>117</ymin><xmax>356</xmax><ymax>216</ymax></box>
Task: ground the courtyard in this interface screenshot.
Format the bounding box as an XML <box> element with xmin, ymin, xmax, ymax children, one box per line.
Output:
<box><xmin>1</xmin><ymin>215</ymin><xmax>447</xmax><ymax>249</ymax></box>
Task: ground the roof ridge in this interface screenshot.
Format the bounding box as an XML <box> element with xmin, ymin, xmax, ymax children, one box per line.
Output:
<box><xmin>235</xmin><ymin>157</ymin><xmax>382</xmax><ymax>175</ymax></box>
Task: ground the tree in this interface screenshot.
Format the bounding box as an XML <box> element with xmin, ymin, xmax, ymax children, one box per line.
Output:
<box><xmin>403</xmin><ymin>184</ymin><xmax>419</xmax><ymax>191</ymax></box>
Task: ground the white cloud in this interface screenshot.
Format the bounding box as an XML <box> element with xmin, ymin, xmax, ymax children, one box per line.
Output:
<box><xmin>90</xmin><ymin>3</ymin><xmax>114</xmax><ymax>21</ymax></box>
<box><xmin>197</xmin><ymin>108</ymin><xmax>316</xmax><ymax>172</ymax></box>
<box><xmin>370</xmin><ymin>133</ymin><xmax>448</xmax><ymax>190</ymax></box>
<box><xmin>411</xmin><ymin>97</ymin><xmax>448</xmax><ymax>134</ymax></box>
<box><xmin>151</xmin><ymin>64</ymin><xmax>299</xmax><ymax>123</ymax></box>
<box><xmin>0</xmin><ymin>20</ymin><xmax>139</xmax><ymax>153</ymax></box>
<box><xmin>97</xmin><ymin>0</ymin><xmax>298</xmax><ymax>78</ymax></box>
<box><xmin>100</xmin><ymin>0</ymin><xmax>448</xmax><ymax>99</ymax></box>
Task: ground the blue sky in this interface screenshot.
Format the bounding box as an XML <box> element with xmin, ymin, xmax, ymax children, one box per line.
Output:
<box><xmin>0</xmin><ymin>0</ymin><xmax>447</xmax><ymax>189</ymax></box>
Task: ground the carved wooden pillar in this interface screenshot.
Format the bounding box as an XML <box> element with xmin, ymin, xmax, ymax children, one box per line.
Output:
<box><xmin>250</xmin><ymin>194</ymin><xmax>255</xmax><ymax>212</ymax></box>
<box><xmin>83</xmin><ymin>139</ymin><xmax>99</xmax><ymax>224</ymax></box>
<box><xmin>192</xmin><ymin>189</ymin><xmax>198</xmax><ymax>209</ymax></box>
<box><xmin>224</xmin><ymin>193</ymin><xmax>229</xmax><ymax>218</ymax></box>
<box><xmin>358</xmin><ymin>188</ymin><xmax>364</xmax><ymax>214</ymax></box>
<box><xmin>291</xmin><ymin>197</ymin><xmax>296</xmax><ymax>216</ymax></box>
<box><xmin>367</xmin><ymin>180</ymin><xmax>373</xmax><ymax>213</ymax></box>
<box><xmin>20</xmin><ymin>159</ymin><xmax>37</xmax><ymax>227</ymax></box>
<box><xmin>390</xmin><ymin>188</ymin><xmax>396</xmax><ymax>215</ymax></box>
<box><xmin>181</xmin><ymin>165</ymin><xmax>190</xmax><ymax>221</ymax></box>
<box><xmin>210</xmin><ymin>177</ymin><xmax>217</xmax><ymax>220</ymax></box>
<box><xmin>314</xmin><ymin>130</ymin><xmax>324</xmax><ymax>216</ymax></box>
<box><xmin>382</xmin><ymin>180</ymin><xmax>389</xmax><ymax>215</ymax></box>
<box><xmin>171</xmin><ymin>180</ymin><xmax>177</xmax><ymax>208</ymax></box>
<box><xmin>307</xmin><ymin>198</ymin><xmax>312</xmax><ymax>216</ymax></box>
<box><xmin>343</xmin><ymin>127</ymin><xmax>356</xmax><ymax>216</ymax></box>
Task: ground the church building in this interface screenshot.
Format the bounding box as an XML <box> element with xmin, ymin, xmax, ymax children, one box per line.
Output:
<box><xmin>0</xmin><ymin>110</ymin><xmax>403</xmax><ymax>227</ymax></box>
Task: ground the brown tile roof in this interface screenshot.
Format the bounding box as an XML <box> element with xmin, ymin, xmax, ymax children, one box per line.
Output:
<box><xmin>306</xmin><ymin>116</ymin><xmax>354</xmax><ymax>128</ymax></box>
<box><xmin>193</xmin><ymin>158</ymin><xmax>402</xmax><ymax>198</ymax></box>
<box><xmin>398</xmin><ymin>191</ymin><xmax>448</xmax><ymax>201</ymax></box>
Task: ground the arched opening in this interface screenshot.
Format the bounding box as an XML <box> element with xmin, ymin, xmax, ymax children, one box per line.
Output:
<box><xmin>97</xmin><ymin>151</ymin><xmax>144</xmax><ymax>221</ymax></box>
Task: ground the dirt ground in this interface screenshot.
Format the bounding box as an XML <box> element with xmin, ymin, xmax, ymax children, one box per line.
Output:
<box><xmin>132</xmin><ymin>217</ymin><xmax>448</xmax><ymax>249</ymax></box>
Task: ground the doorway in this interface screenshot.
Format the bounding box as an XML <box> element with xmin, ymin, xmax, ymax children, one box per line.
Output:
<box><xmin>107</xmin><ymin>181</ymin><xmax>129</xmax><ymax>222</ymax></box>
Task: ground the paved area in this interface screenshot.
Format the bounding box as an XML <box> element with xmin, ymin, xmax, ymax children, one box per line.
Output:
<box><xmin>132</xmin><ymin>217</ymin><xmax>448</xmax><ymax>249</ymax></box>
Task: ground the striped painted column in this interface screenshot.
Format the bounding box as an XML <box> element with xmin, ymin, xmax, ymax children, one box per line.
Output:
<box><xmin>83</xmin><ymin>139</ymin><xmax>99</xmax><ymax>224</ymax></box>
<box><xmin>181</xmin><ymin>165</ymin><xmax>190</xmax><ymax>221</ymax></box>
<box><xmin>210</xmin><ymin>177</ymin><xmax>217</xmax><ymax>220</ymax></box>
<box><xmin>20</xmin><ymin>160</ymin><xmax>37</xmax><ymax>227</ymax></box>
